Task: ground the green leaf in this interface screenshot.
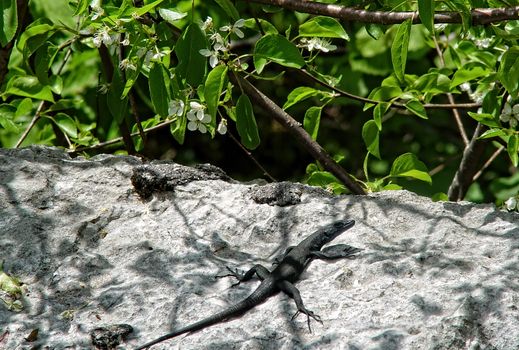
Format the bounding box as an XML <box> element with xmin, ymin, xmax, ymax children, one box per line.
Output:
<box><xmin>391</xmin><ymin>19</ymin><xmax>411</xmax><ymax>84</ymax></box>
<box><xmin>508</xmin><ymin>134</ymin><xmax>519</xmax><ymax>167</ymax></box>
<box><xmin>121</xmin><ymin>61</ymin><xmax>142</xmax><ymax>99</ymax></box>
<box><xmin>479</xmin><ymin>128</ymin><xmax>506</xmax><ymax>139</ymax></box>
<box><xmin>15</xmin><ymin>98</ymin><xmax>33</xmax><ymax>118</ymax></box>
<box><xmin>365</xmin><ymin>24</ymin><xmax>384</xmax><ymax>40</ymax></box>
<box><xmin>362</xmin><ymin>120</ymin><xmax>380</xmax><ymax>159</ymax></box>
<box><xmin>131</xmin><ymin>0</ymin><xmax>165</xmax><ymax>17</ymax></box>
<box><xmin>383</xmin><ymin>183</ymin><xmax>403</xmax><ymax>191</ymax></box>
<box><xmin>254</xmin><ymin>34</ymin><xmax>305</xmax><ymax>74</ymax></box>
<box><xmin>158</xmin><ymin>8</ymin><xmax>187</xmax><ymax>23</ymax></box>
<box><xmin>107</xmin><ymin>69</ymin><xmax>128</xmax><ymax>123</ymax></box>
<box><xmin>0</xmin><ymin>264</ymin><xmax>23</xmax><ymax>296</ymax></box>
<box><xmin>482</xmin><ymin>89</ymin><xmax>500</xmax><ymax>117</ymax></box>
<box><xmin>283</xmin><ymin>87</ymin><xmax>323</xmax><ymax>110</ymax></box>
<box><xmin>73</xmin><ymin>0</ymin><xmax>89</xmax><ymax>16</ymax></box>
<box><xmin>214</xmin><ymin>0</ymin><xmax>240</xmax><ymax>21</ymax></box>
<box><xmin>34</xmin><ymin>44</ymin><xmax>52</xmax><ymax>85</ymax></box>
<box><xmin>451</xmin><ymin>64</ymin><xmax>489</xmax><ymax>88</ymax></box>
<box><xmin>390</xmin><ymin>153</ymin><xmax>432</xmax><ymax>184</ymax></box>
<box><xmin>176</xmin><ymin>23</ymin><xmax>208</xmax><ymax>87</ymax></box>
<box><xmin>418</xmin><ymin>0</ymin><xmax>434</xmax><ymax>33</ymax></box>
<box><xmin>467</xmin><ymin>112</ymin><xmax>499</xmax><ymax>128</ymax></box>
<box><xmin>0</xmin><ymin>0</ymin><xmax>17</xmax><ymax>46</ymax></box>
<box><xmin>49</xmin><ymin>75</ymin><xmax>62</xmax><ymax>95</ymax></box>
<box><xmin>16</xmin><ymin>19</ymin><xmax>56</xmax><ymax>62</ymax></box>
<box><xmin>0</xmin><ymin>104</ymin><xmax>19</xmax><ymax>132</ymax></box>
<box><xmin>498</xmin><ymin>46</ymin><xmax>519</xmax><ymax>98</ymax></box>
<box><xmin>31</xmin><ymin>0</ymin><xmax>76</xmax><ymax>27</ymax></box>
<box><xmin>299</xmin><ymin>16</ymin><xmax>349</xmax><ymax>40</ymax></box>
<box><xmin>306</xmin><ymin>171</ymin><xmax>347</xmax><ymax>194</ymax></box>
<box><xmin>303</xmin><ymin>106</ymin><xmax>322</xmax><ymax>140</ymax></box>
<box><xmin>149</xmin><ymin>62</ymin><xmax>171</xmax><ymax>117</ymax></box>
<box><xmin>432</xmin><ymin>192</ymin><xmax>449</xmax><ymax>202</ymax></box>
<box><xmin>204</xmin><ymin>65</ymin><xmax>228</xmax><ymax>126</ymax></box>
<box><xmin>373</xmin><ymin>102</ymin><xmax>390</xmax><ymax>130</ymax></box>
<box><xmin>366</xmin><ymin>85</ymin><xmax>402</xmax><ymax>104</ymax></box>
<box><xmin>53</xmin><ymin>112</ymin><xmax>77</xmax><ymax>138</ymax></box>
<box><xmin>412</xmin><ymin>72</ymin><xmax>452</xmax><ymax>94</ymax></box>
<box><xmin>445</xmin><ymin>0</ymin><xmax>471</xmax><ymax>31</ymax></box>
<box><xmin>405</xmin><ymin>99</ymin><xmax>428</xmax><ymax>119</ymax></box>
<box><xmin>243</xmin><ymin>18</ymin><xmax>278</xmax><ymax>35</ymax></box>
<box><xmin>170</xmin><ymin>115</ymin><xmax>187</xmax><ymax>144</ymax></box>
<box><xmin>236</xmin><ymin>94</ymin><xmax>260</xmax><ymax>150</ymax></box>
<box><xmin>5</xmin><ymin>76</ymin><xmax>54</xmax><ymax>102</ymax></box>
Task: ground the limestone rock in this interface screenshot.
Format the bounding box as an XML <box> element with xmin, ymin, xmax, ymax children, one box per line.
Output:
<box><xmin>0</xmin><ymin>146</ymin><xmax>518</xmax><ymax>349</ymax></box>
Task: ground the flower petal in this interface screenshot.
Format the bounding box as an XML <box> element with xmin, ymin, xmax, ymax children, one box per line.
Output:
<box><xmin>187</xmin><ymin>121</ymin><xmax>198</xmax><ymax>131</ymax></box>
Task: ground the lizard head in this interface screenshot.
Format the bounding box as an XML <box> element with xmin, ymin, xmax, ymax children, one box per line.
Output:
<box><xmin>321</xmin><ymin>219</ymin><xmax>355</xmax><ymax>241</ymax></box>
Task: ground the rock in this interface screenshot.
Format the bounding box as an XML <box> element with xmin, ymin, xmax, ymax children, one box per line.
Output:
<box><xmin>0</xmin><ymin>146</ymin><xmax>518</xmax><ymax>349</ymax></box>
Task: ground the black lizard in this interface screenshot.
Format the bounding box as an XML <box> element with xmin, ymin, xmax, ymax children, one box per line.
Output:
<box><xmin>135</xmin><ymin>219</ymin><xmax>360</xmax><ymax>349</ymax></box>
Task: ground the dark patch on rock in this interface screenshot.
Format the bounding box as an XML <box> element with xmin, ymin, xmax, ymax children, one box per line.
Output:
<box><xmin>249</xmin><ymin>182</ymin><xmax>302</xmax><ymax>206</ymax></box>
<box><xmin>91</xmin><ymin>324</ymin><xmax>133</xmax><ymax>350</ymax></box>
<box><xmin>131</xmin><ymin>163</ymin><xmax>231</xmax><ymax>199</ymax></box>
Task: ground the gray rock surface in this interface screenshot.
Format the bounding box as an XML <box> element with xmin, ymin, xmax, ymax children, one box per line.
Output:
<box><xmin>0</xmin><ymin>146</ymin><xmax>518</xmax><ymax>350</ymax></box>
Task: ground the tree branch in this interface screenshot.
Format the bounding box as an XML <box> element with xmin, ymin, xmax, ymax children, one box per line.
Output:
<box><xmin>447</xmin><ymin>123</ymin><xmax>486</xmax><ymax>201</ymax></box>
<box><xmin>230</xmin><ymin>72</ymin><xmax>366</xmax><ymax>195</ymax></box>
<box><xmin>246</xmin><ymin>1</ymin><xmax>519</xmax><ymax>25</ymax></box>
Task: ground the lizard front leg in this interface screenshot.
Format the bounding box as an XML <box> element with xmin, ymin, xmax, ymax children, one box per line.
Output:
<box><xmin>310</xmin><ymin>244</ymin><xmax>362</xmax><ymax>260</ymax></box>
<box><xmin>276</xmin><ymin>280</ymin><xmax>323</xmax><ymax>332</ymax></box>
<box><xmin>272</xmin><ymin>246</ymin><xmax>295</xmax><ymax>266</ymax></box>
<box><xmin>215</xmin><ymin>264</ymin><xmax>271</xmax><ymax>287</ymax></box>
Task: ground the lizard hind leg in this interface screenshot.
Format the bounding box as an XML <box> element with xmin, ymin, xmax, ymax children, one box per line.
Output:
<box><xmin>215</xmin><ymin>264</ymin><xmax>270</xmax><ymax>287</ymax></box>
<box><xmin>276</xmin><ymin>280</ymin><xmax>323</xmax><ymax>332</ymax></box>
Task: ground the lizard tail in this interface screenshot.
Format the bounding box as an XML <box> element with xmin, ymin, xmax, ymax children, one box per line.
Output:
<box><xmin>134</xmin><ymin>293</ymin><xmax>267</xmax><ymax>350</ymax></box>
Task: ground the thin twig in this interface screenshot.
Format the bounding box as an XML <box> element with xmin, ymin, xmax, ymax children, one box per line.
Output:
<box><xmin>245</xmin><ymin>1</ymin><xmax>519</xmax><ymax>25</ymax></box>
<box><xmin>15</xmin><ymin>47</ymin><xmax>74</xmax><ymax>148</ymax></box>
<box><xmin>432</xmin><ymin>36</ymin><xmax>469</xmax><ymax>146</ymax></box>
<box><xmin>299</xmin><ymin>69</ymin><xmax>481</xmax><ymax>110</ymax></box>
<box><xmin>472</xmin><ymin>146</ymin><xmax>504</xmax><ymax>182</ymax></box>
<box><xmin>230</xmin><ymin>72</ymin><xmax>366</xmax><ymax>195</ymax></box>
<box><xmin>15</xmin><ymin>101</ymin><xmax>46</xmax><ymax>148</ymax></box>
<box><xmin>68</xmin><ymin>118</ymin><xmax>177</xmax><ymax>154</ymax></box>
<box><xmin>118</xmin><ymin>43</ymin><xmax>136</xmax><ymax>154</ymax></box>
<box><xmin>227</xmin><ymin>130</ymin><xmax>277</xmax><ymax>182</ymax></box>
<box><xmin>129</xmin><ymin>90</ymin><xmax>146</xmax><ymax>143</ymax></box>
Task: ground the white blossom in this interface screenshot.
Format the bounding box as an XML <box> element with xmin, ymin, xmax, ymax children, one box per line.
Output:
<box><xmin>187</xmin><ymin>101</ymin><xmax>207</xmax><ymax>120</ymax></box>
<box><xmin>220</xmin><ymin>19</ymin><xmax>245</xmax><ymax>38</ymax></box>
<box><xmin>98</xmin><ymin>83</ymin><xmax>109</xmax><ymax>94</ymax></box>
<box><xmin>119</xmin><ymin>58</ymin><xmax>136</xmax><ymax>71</ymax></box>
<box><xmin>91</xmin><ymin>6</ymin><xmax>104</xmax><ymax>20</ymax></box>
<box><xmin>199</xmin><ymin>49</ymin><xmax>219</xmax><ymax>68</ymax></box>
<box><xmin>168</xmin><ymin>100</ymin><xmax>185</xmax><ymax>117</ymax></box>
<box><xmin>504</xmin><ymin>197</ymin><xmax>518</xmax><ymax>211</ymax></box>
<box><xmin>298</xmin><ymin>37</ymin><xmax>337</xmax><ymax>52</ymax></box>
<box><xmin>217</xmin><ymin>120</ymin><xmax>227</xmax><ymax>135</ymax></box>
<box><xmin>460</xmin><ymin>83</ymin><xmax>471</xmax><ymax>93</ymax></box>
<box><xmin>209</xmin><ymin>33</ymin><xmax>227</xmax><ymax>51</ymax></box>
<box><xmin>201</xmin><ymin>16</ymin><xmax>213</xmax><ymax>31</ymax></box>
<box><xmin>475</xmin><ymin>38</ymin><xmax>491</xmax><ymax>49</ymax></box>
<box><xmin>500</xmin><ymin>101</ymin><xmax>519</xmax><ymax>128</ymax></box>
<box><xmin>93</xmin><ymin>27</ymin><xmax>114</xmax><ymax>47</ymax></box>
<box><xmin>187</xmin><ymin>102</ymin><xmax>211</xmax><ymax>133</ymax></box>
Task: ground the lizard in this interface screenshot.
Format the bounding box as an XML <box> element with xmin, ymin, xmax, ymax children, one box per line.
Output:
<box><xmin>134</xmin><ymin>219</ymin><xmax>360</xmax><ymax>350</ymax></box>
